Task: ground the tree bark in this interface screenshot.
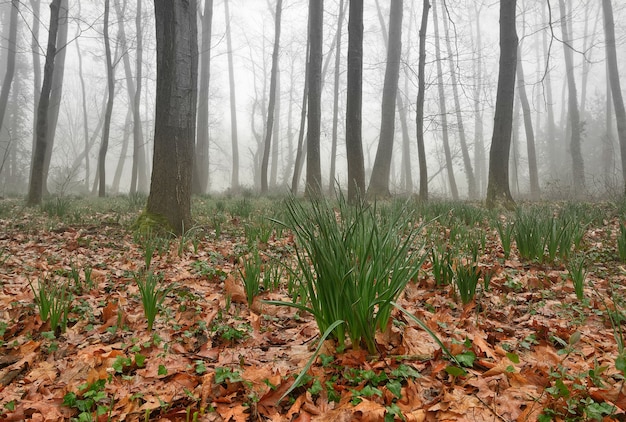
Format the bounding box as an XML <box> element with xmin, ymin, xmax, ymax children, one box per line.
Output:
<box><xmin>472</xmin><ymin>2</ymin><xmax>486</xmax><ymax>197</ymax></box>
<box><xmin>147</xmin><ymin>0</ymin><xmax>197</xmax><ymax>234</ymax></box>
<box><xmin>97</xmin><ymin>0</ymin><xmax>115</xmax><ymax>197</ymax></box>
<box><xmin>0</xmin><ymin>0</ymin><xmax>18</xmax><ymax>136</ymax></box>
<box><xmin>558</xmin><ymin>0</ymin><xmax>585</xmax><ymax>192</ymax></box>
<box><xmin>42</xmin><ymin>0</ymin><xmax>68</xmax><ymax>195</ymax></box>
<box><xmin>224</xmin><ymin>0</ymin><xmax>239</xmax><ymax>192</ymax></box>
<box><xmin>328</xmin><ymin>0</ymin><xmax>346</xmax><ymax>195</ymax></box>
<box><xmin>516</xmin><ymin>48</ymin><xmax>540</xmax><ymax>199</ymax></box>
<box><xmin>441</xmin><ymin>3</ymin><xmax>476</xmax><ymax>199</ymax></box>
<box><xmin>261</xmin><ymin>0</ymin><xmax>282</xmax><ymax>194</ymax></box>
<box><xmin>131</xmin><ymin>0</ymin><xmax>148</xmax><ymax>194</ymax></box>
<box><xmin>432</xmin><ymin>0</ymin><xmax>458</xmax><ymax>200</ymax></box>
<box><xmin>345</xmin><ymin>0</ymin><xmax>365</xmax><ymax>203</ymax></box>
<box><xmin>193</xmin><ymin>0</ymin><xmax>213</xmax><ymax>194</ymax></box>
<box><xmin>416</xmin><ymin>0</ymin><xmax>430</xmax><ymax>201</ymax></box>
<box><xmin>368</xmin><ymin>0</ymin><xmax>403</xmax><ymax>198</ymax></box>
<box><xmin>27</xmin><ymin>0</ymin><xmax>61</xmax><ymax>206</ymax></box>
<box><xmin>305</xmin><ymin>0</ymin><xmax>323</xmax><ymax>197</ymax></box>
<box><xmin>29</xmin><ymin>0</ymin><xmax>41</xmax><ymax>175</ymax></box>
<box><xmin>602</xmin><ymin>0</ymin><xmax>626</xmax><ymax>195</ymax></box>
<box><xmin>485</xmin><ymin>0</ymin><xmax>517</xmax><ymax>210</ymax></box>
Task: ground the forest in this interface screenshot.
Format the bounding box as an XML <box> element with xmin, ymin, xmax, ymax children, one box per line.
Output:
<box><xmin>2</xmin><ymin>0</ymin><xmax>626</xmax><ymax>420</ymax></box>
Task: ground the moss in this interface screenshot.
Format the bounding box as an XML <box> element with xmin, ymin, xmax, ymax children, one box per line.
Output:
<box><xmin>133</xmin><ymin>210</ymin><xmax>173</xmax><ymax>236</ymax></box>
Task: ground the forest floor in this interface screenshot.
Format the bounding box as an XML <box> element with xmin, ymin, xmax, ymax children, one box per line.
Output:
<box><xmin>1</xmin><ymin>195</ymin><xmax>626</xmax><ymax>422</ymax></box>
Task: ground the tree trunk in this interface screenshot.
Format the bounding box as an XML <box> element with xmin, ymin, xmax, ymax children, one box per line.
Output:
<box><xmin>270</xmin><ymin>66</ymin><xmax>280</xmax><ymax>189</ymax></box>
<box><xmin>416</xmin><ymin>0</ymin><xmax>430</xmax><ymax>201</ymax></box>
<box><xmin>97</xmin><ymin>0</ymin><xmax>115</xmax><ymax>197</ymax></box>
<box><xmin>0</xmin><ymin>0</ymin><xmax>18</xmax><ymax>135</ymax></box>
<box><xmin>305</xmin><ymin>0</ymin><xmax>323</xmax><ymax>197</ymax></box>
<box><xmin>261</xmin><ymin>0</ymin><xmax>282</xmax><ymax>194</ymax></box>
<box><xmin>29</xmin><ymin>0</ymin><xmax>41</xmax><ymax>174</ymax></box>
<box><xmin>441</xmin><ymin>3</ymin><xmax>476</xmax><ymax>199</ymax></box>
<box><xmin>290</xmin><ymin>41</ymin><xmax>308</xmax><ymax>194</ymax></box>
<box><xmin>328</xmin><ymin>0</ymin><xmax>346</xmax><ymax>195</ymax></box>
<box><xmin>602</xmin><ymin>0</ymin><xmax>626</xmax><ymax>195</ymax></box>
<box><xmin>368</xmin><ymin>0</ymin><xmax>403</xmax><ymax>198</ymax></box>
<box><xmin>224</xmin><ymin>0</ymin><xmax>239</xmax><ymax>192</ymax></box>
<box><xmin>472</xmin><ymin>2</ymin><xmax>486</xmax><ymax>197</ymax></box>
<box><xmin>345</xmin><ymin>0</ymin><xmax>365</xmax><ymax>203</ymax></box>
<box><xmin>42</xmin><ymin>0</ymin><xmax>68</xmax><ymax>195</ymax></box>
<box><xmin>27</xmin><ymin>0</ymin><xmax>61</xmax><ymax>206</ymax></box>
<box><xmin>485</xmin><ymin>0</ymin><xmax>517</xmax><ymax>210</ymax></box>
<box><xmin>193</xmin><ymin>0</ymin><xmax>213</xmax><ymax>194</ymax></box>
<box><xmin>541</xmin><ymin>2</ymin><xmax>557</xmax><ymax>179</ymax></box>
<box><xmin>516</xmin><ymin>48</ymin><xmax>540</xmax><ymax>199</ymax></box>
<box><xmin>558</xmin><ymin>0</ymin><xmax>585</xmax><ymax>192</ymax></box>
<box><xmin>432</xmin><ymin>0</ymin><xmax>458</xmax><ymax>200</ymax></box>
<box><xmin>75</xmin><ymin>31</ymin><xmax>91</xmax><ymax>191</ymax></box>
<box><xmin>147</xmin><ymin>0</ymin><xmax>197</xmax><ymax>235</ymax></box>
<box><xmin>131</xmin><ymin>0</ymin><xmax>148</xmax><ymax>194</ymax></box>
<box><xmin>112</xmin><ymin>109</ymin><xmax>132</xmax><ymax>193</ymax></box>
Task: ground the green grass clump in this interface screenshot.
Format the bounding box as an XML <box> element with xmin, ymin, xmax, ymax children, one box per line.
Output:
<box><xmin>29</xmin><ymin>277</ymin><xmax>71</xmax><ymax>333</ymax></box>
<box><xmin>268</xmin><ymin>193</ymin><xmax>427</xmax><ymax>354</ymax></box>
<box><xmin>134</xmin><ymin>271</ymin><xmax>169</xmax><ymax>331</ymax></box>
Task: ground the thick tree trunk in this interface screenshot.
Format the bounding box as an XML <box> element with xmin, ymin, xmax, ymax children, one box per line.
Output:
<box><xmin>193</xmin><ymin>0</ymin><xmax>213</xmax><ymax>194</ymax></box>
<box><xmin>516</xmin><ymin>49</ymin><xmax>540</xmax><ymax>199</ymax></box>
<box><xmin>416</xmin><ymin>0</ymin><xmax>430</xmax><ymax>201</ymax></box>
<box><xmin>432</xmin><ymin>0</ymin><xmax>458</xmax><ymax>200</ymax></box>
<box><xmin>27</xmin><ymin>0</ymin><xmax>61</xmax><ymax>206</ymax></box>
<box><xmin>224</xmin><ymin>0</ymin><xmax>239</xmax><ymax>192</ymax></box>
<box><xmin>305</xmin><ymin>0</ymin><xmax>323</xmax><ymax>197</ymax></box>
<box><xmin>368</xmin><ymin>0</ymin><xmax>403</xmax><ymax>198</ymax></box>
<box><xmin>485</xmin><ymin>0</ymin><xmax>517</xmax><ymax>210</ymax></box>
<box><xmin>261</xmin><ymin>0</ymin><xmax>282</xmax><ymax>194</ymax></box>
<box><xmin>345</xmin><ymin>0</ymin><xmax>365</xmax><ymax>203</ymax></box>
<box><xmin>602</xmin><ymin>0</ymin><xmax>626</xmax><ymax>196</ymax></box>
<box><xmin>558</xmin><ymin>0</ymin><xmax>585</xmax><ymax>192</ymax></box>
<box><xmin>0</xmin><ymin>0</ymin><xmax>18</xmax><ymax>135</ymax></box>
<box><xmin>147</xmin><ymin>0</ymin><xmax>198</xmax><ymax>234</ymax></box>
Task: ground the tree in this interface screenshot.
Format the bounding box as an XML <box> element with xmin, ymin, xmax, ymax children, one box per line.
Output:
<box><xmin>602</xmin><ymin>0</ymin><xmax>626</xmax><ymax>195</ymax></box>
<box><xmin>416</xmin><ymin>0</ymin><xmax>430</xmax><ymax>201</ymax></box>
<box><xmin>146</xmin><ymin>0</ymin><xmax>198</xmax><ymax>234</ymax></box>
<box><xmin>345</xmin><ymin>0</ymin><xmax>365</xmax><ymax>203</ymax></box>
<box><xmin>97</xmin><ymin>0</ymin><xmax>116</xmax><ymax>197</ymax></box>
<box><xmin>261</xmin><ymin>0</ymin><xmax>283</xmax><ymax>194</ymax></box>
<box><xmin>305</xmin><ymin>0</ymin><xmax>323</xmax><ymax>197</ymax></box>
<box><xmin>558</xmin><ymin>0</ymin><xmax>585</xmax><ymax>192</ymax></box>
<box><xmin>485</xmin><ymin>0</ymin><xmax>517</xmax><ymax>210</ymax></box>
<box><xmin>328</xmin><ymin>0</ymin><xmax>346</xmax><ymax>195</ymax></box>
<box><xmin>27</xmin><ymin>0</ymin><xmax>62</xmax><ymax>206</ymax></box>
<box><xmin>193</xmin><ymin>0</ymin><xmax>213</xmax><ymax>194</ymax></box>
<box><xmin>368</xmin><ymin>0</ymin><xmax>403</xmax><ymax>198</ymax></box>
<box><xmin>0</xmin><ymin>0</ymin><xmax>19</xmax><ymax>136</ymax></box>
<box><xmin>130</xmin><ymin>0</ymin><xmax>148</xmax><ymax>194</ymax></box>
<box><xmin>432</xmin><ymin>0</ymin><xmax>458</xmax><ymax>200</ymax></box>
<box><xmin>224</xmin><ymin>0</ymin><xmax>239</xmax><ymax>192</ymax></box>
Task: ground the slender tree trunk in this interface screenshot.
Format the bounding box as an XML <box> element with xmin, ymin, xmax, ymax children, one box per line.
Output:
<box><xmin>42</xmin><ymin>0</ymin><xmax>68</xmax><ymax>195</ymax></box>
<box><xmin>602</xmin><ymin>0</ymin><xmax>626</xmax><ymax>195</ymax></box>
<box><xmin>441</xmin><ymin>0</ymin><xmax>476</xmax><ymax>199</ymax></box>
<box><xmin>345</xmin><ymin>0</ymin><xmax>365</xmax><ymax>203</ymax></box>
<box><xmin>432</xmin><ymin>0</ymin><xmax>458</xmax><ymax>200</ymax></box>
<box><xmin>283</xmin><ymin>55</ymin><xmax>296</xmax><ymax>185</ymax></box>
<box><xmin>558</xmin><ymin>0</ymin><xmax>585</xmax><ymax>192</ymax></box>
<box><xmin>305</xmin><ymin>0</ymin><xmax>323</xmax><ymax>197</ymax></box>
<box><xmin>472</xmin><ymin>2</ymin><xmax>486</xmax><ymax>196</ymax></box>
<box><xmin>270</xmin><ymin>67</ymin><xmax>280</xmax><ymax>189</ymax></box>
<box><xmin>130</xmin><ymin>0</ymin><xmax>147</xmax><ymax>194</ymax></box>
<box><xmin>291</xmin><ymin>41</ymin><xmax>308</xmax><ymax>194</ymax></box>
<box><xmin>542</xmin><ymin>2</ymin><xmax>557</xmax><ymax>179</ymax></box>
<box><xmin>27</xmin><ymin>0</ymin><xmax>61</xmax><ymax>206</ymax></box>
<box><xmin>29</xmin><ymin>0</ymin><xmax>41</xmax><ymax>172</ymax></box>
<box><xmin>510</xmin><ymin>90</ymin><xmax>520</xmax><ymax>196</ymax></box>
<box><xmin>368</xmin><ymin>0</ymin><xmax>403</xmax><ymax>198</ymax></box>
<box><xmin>112</xmin><ymin>109</ymin><xmax>132</xmax><ymax>193</ymax></box>
<box><xmin>604</xmin><ymin>67</ymin><xmax>615</xmax><ymax>190</ymax></box>
<box><xmin>224</xmin><ymin>0</ymin><xmax>239</xmax><ymax>192</ymax></box>
<box><xmin>328</xmin><ymin>0</ymin><xmax>346</xmax><ymax>195</ymax></box>
<box><xmin>75</xmin><ymin>36</ymin><xmax>90</xmax><ymax>191</ymax></box>
<box><xmin>0</xmin><ymin>0</ymin><xmax>18</xmax><ymax>135</ymax></box>
<box><xmin>261</xmin><ymin>0</ymin><xmax>282</xmax><ymax>194</ymax></box>
<box><xmin>193</xmin><ymin>0</ymin><xmax>213</xmax><ymax>194</ymax></box>
<box><xmin>416</xmin><ymin>0</ymin><xmax>430</xmax><ymax>201</ymax></box>
<box><xmin>516</xmin><ymin>49</ymin><xmax>540</xmax><ymax>199</ymax></box>
<box><xmin>98</xmin><ymin>0</ymin><xmax>115</xmax><ymax>197</ymax></box>
<box><xmin>485</xmin><ymin>0</ymin><xmax>517</xmax><ymax>210</ymax></box>
<box><xmin>147</xmin><ymin>0</ymin><xmax>198</xmax><ymax>234</ymax></box>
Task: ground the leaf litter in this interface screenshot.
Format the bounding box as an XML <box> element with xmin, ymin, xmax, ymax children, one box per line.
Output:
<box><xmin>0</xmin><ymin>198</ymin><xmax>625</xmax><ymax>421</ymax></box>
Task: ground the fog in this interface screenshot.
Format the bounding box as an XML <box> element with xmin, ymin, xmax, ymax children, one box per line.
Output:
<box><xmin>0</xmin><ymin>0</ymin><xmax>624</xmax><ymax>199</ymax></box>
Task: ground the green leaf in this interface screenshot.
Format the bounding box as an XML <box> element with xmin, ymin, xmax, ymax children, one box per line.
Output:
<box><xmin>445</xmin><ymin>365</ymin><xmax>467</xmax><ymax>377</ymax></box>
<box><xmin>158</xmin><ymin>364</ymin><xmax>168</xmax><ymax>376</ymax></box>
<box><xmin>386</xmin><ymin>379</ymin><xmax>402</xmax><ymax>398</ymax></box>
<box><xmin>134</xmin><ymin>353</ymin><xmax>146</xmax><ymax>368</ymax></box>
<box><xmin>506</xmin><ymin>352</ymin><xmax>520</xmax><ymax>364</ymax></box>
<box><xmin>391</xmin><ymin>364</ymin><xmax>420</xmax><ymax>380</ymax></box>
<box><xmin>455</xmin><ymin>351</ymin><xmax>476</xmax><ymax>368</ymax></box>
<box><xmin>307</xmin><ymin>379</ymin><xmax>323</xmax><ymax>396</ymax></box>
<box><xmin>616</xmin><ymin>354</ymin><xmax>626</xmax><ymax>374</ymax></box>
